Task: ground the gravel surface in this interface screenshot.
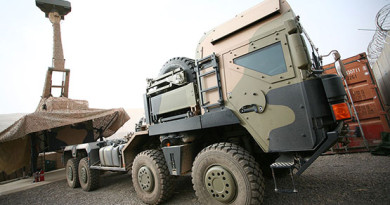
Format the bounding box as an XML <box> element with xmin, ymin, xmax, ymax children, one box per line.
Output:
<box><xmin>1</xmin><ymin>153</ymin><xmax>389</xmax><ymax>205</ymax></box>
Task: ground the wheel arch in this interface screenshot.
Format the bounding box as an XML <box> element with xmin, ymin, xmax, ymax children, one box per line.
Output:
<box><xmin>122</xmin><ymin>131</ymin><xmax>160</xmax><ymax>170</ymax></box>
<box><xmin>63</xmin><ymin>147</ymin><xmax>88</xmax><ymax>165</ymax></box>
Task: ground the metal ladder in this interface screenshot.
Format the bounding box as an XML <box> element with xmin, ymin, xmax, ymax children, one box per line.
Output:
<box><xmin>270</xmin><ymin>154</ymin><xmax>298</xmax><ymax>193</ymax></box>
<box><xmin>270</xmin><ymin>161</ymin><xmax>298</xmax><ymax>193</ymax></box>
<box><xmin>42</xmin><ymin>68</ymin><xmax>70</xmax><ymax>98</ymax></box>
<box><xmin>195</xmin><ymin>53</ymin><xmax>224</xmax><ymax>112</ymax></box>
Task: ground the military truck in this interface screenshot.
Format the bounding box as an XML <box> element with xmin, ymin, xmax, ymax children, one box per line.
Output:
<box><xmin>63</xmin><ymin>0</ymin><xmax>352</xmax><ymax>204</ymax></box>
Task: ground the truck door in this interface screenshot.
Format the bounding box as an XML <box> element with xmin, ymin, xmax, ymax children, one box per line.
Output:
<box><xmin>222</xmin><ymin>29</ymin><xmax>306</xmax><ymax>151</ymax></box>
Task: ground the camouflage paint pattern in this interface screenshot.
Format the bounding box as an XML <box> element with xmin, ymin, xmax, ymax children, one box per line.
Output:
<box><xmin>196</xmin><ymin>0</ymin><xmax>311</xmax><ymax>151</ymax></box>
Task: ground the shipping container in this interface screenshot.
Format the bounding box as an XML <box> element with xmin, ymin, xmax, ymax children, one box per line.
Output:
<box><xmin>323</xmin><ymin>53</ymin><xmax>390</xmax><ymax>153</ymax></box>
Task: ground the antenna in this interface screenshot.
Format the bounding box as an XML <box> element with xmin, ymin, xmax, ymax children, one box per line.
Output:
<box><xmin>36</xmin><ymin>0</ymin><xmax>71</xmax><ymax>98</ymax></box>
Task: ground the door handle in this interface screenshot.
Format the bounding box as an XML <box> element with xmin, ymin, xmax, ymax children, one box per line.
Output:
<box><xmin>239</xmin><ymin>104</ymin><xmax>264</xmax><ymax>113</ymax></box>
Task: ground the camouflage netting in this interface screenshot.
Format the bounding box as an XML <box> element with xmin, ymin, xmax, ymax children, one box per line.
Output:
<box><xmin>0</xmin><ymin>97</ymin><xmax>130</xmax><ymax>174</ymax></box>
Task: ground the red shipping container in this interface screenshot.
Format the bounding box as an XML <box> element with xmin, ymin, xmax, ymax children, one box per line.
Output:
<box><xmin>323</xmin><ymin>53</ymin><xmax>390</xmax><ymax>153</ymax></box>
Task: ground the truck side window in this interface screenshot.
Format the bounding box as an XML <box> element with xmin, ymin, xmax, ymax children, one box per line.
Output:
<box><xmin>233</xmin><ymin>42</ymin><xmax>287</xmax><ymax>76</ymax></box>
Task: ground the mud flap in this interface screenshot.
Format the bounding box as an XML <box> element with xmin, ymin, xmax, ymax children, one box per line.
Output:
<box><xmin>162</xmin><ymin>144</ymin><xmax>193</xmax><ymax>176</ymax></box>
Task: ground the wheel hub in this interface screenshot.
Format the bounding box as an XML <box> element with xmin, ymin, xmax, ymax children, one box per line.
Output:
<box><xmin>205</xmin><ymin>166</ymin><xmax>237</xmax><ymax>203</ymax></box>
<box><xmin>80</xmin><ymin>167</ymin><xmax>87</xmax><ymax>183</ymax></box>
<box><xmin>67</xmin><ymin>166</ymin><xmax>73</xmax><ymax>181</ymax></box>
<box><xmin>138</xmin><ymin>166</ymin><xmax>154</xmax><ymax>192</ymax></box>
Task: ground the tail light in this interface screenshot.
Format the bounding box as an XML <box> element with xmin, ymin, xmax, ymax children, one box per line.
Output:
<box><xmin>331</xmin><ymin>102</ymin><xmax>351</xmax><ymax>121</ymax></box>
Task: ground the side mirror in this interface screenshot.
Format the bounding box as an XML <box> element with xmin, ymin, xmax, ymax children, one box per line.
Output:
<box><xmin>333</xmin><ymin>51</ymin><xmax>347</xmax><ymax>78</ymax></box>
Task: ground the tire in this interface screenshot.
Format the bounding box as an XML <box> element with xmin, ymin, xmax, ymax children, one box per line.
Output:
<box><xmin>78</xmin><ymin>157</ymin><xmax>100</xmax><ymax>191</ymax></box>
<box><xmin>132</xmin><ymin>149</ymin><xmax>174</xmax><ymax>204</ymax></box>
<box><xmin>192</xmin><ymin>142</ymin><xmax>265</xmax><ymax>205</ymax></box>
<box><xmin>66</xmin><ymin>158</ymin><xmax>80</xmax><ymax>188</ymax></box>
<box><xmin>159</xmin><ymin>57</ymin><xmax>196</xmax><ymax>82</ymax></box>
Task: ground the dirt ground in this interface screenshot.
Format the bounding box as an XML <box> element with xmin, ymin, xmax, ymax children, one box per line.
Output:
<box><xmin>0</xmin><ymin>153</ymin><xmax>389</xmax><ymax>205</ymax></box>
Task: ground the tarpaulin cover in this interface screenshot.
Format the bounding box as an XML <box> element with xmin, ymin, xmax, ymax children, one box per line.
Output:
<box><xmin>0</xmin><ymin>97</ymin><xmax>130</xmax><ymax>174</ymax></box>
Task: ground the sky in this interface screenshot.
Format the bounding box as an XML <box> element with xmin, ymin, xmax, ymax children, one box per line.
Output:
<box><xmin>0</xmin><ymin>0</ymin><xmax>388</xmax><ymax>114</ymax></box>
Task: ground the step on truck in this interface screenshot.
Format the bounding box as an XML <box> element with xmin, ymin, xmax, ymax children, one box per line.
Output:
<box><xmin>63</xmin><ymin>0</ymin><xmax>352</xmax><ymax>204</ymax></box>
